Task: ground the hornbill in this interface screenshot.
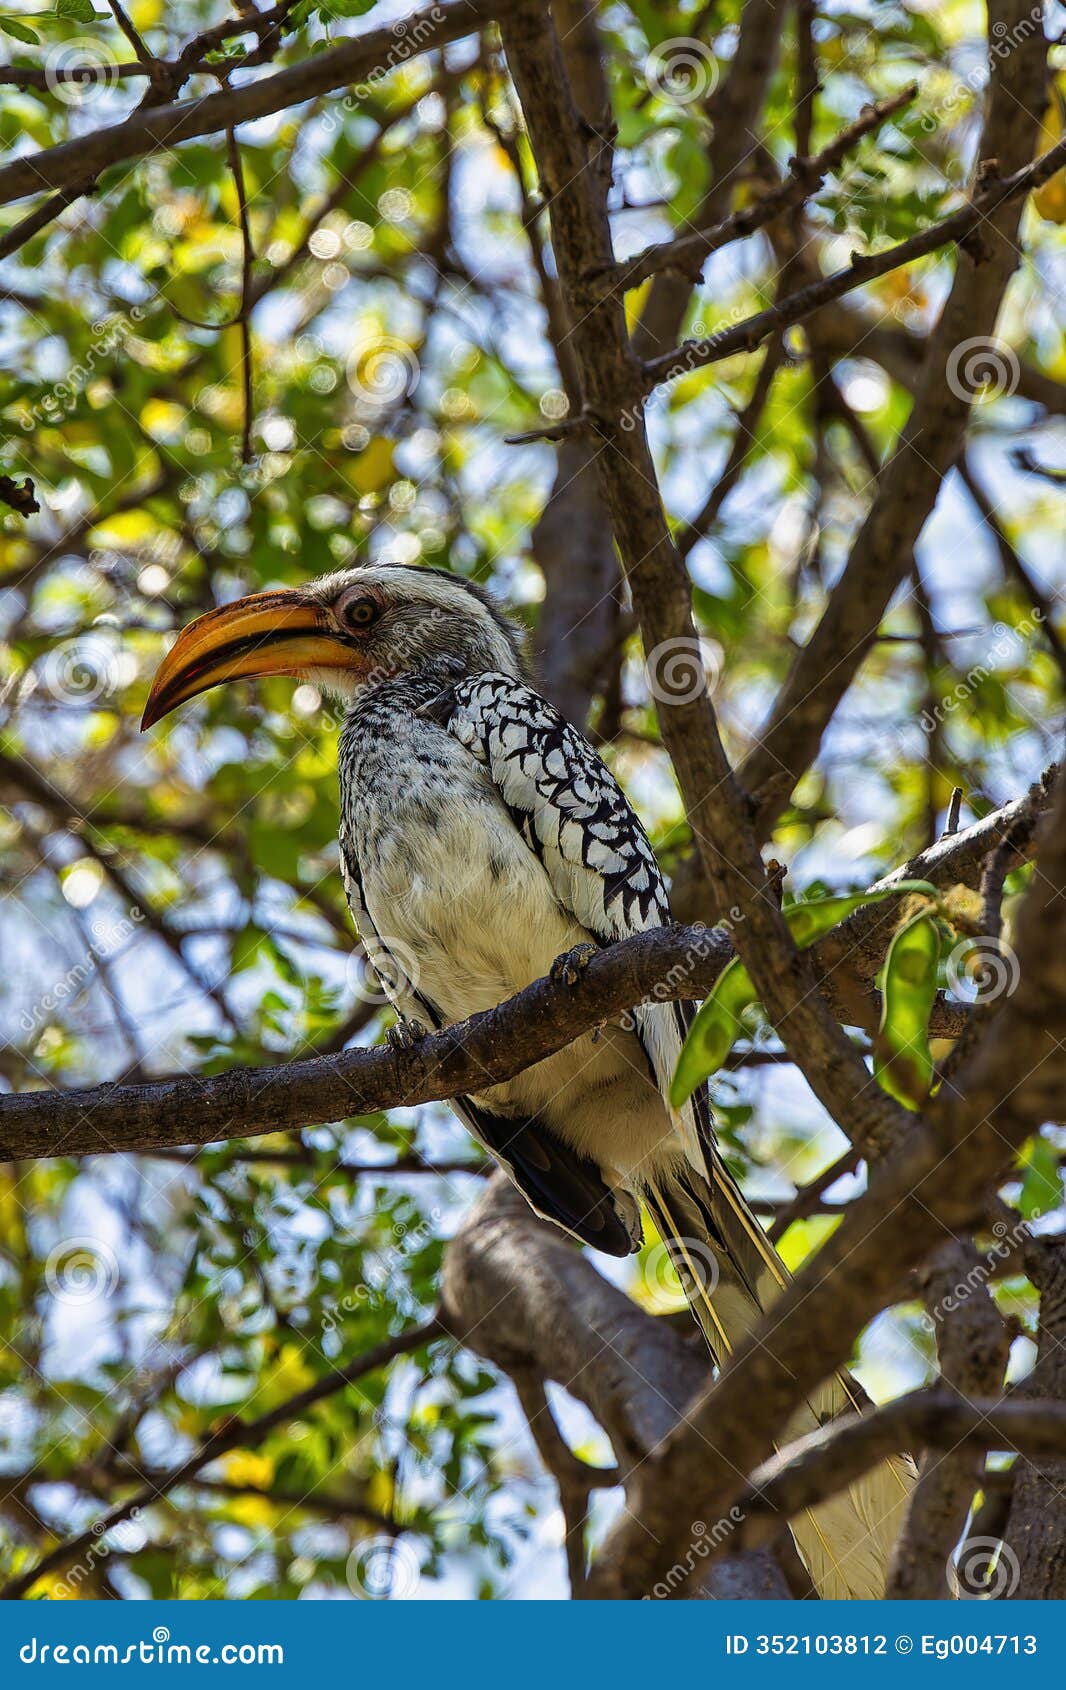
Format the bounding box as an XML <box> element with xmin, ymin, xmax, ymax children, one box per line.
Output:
<box><xmin>143</xmin><ymin>561</ymin><xmax>913</xmax><ymax>1597</ymax></box>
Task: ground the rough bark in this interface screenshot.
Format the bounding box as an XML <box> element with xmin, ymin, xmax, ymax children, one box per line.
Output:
<box><xmin>500</xmin><ymin>0</ymin><xmax>906</xmax><ymax>1158</ymax></box>
<box><xmin>887</xmin><ymin>1241</ymin><xmax>1010</xmax><ymax>1598</ymax></box>
<box><xmin>1004</xmin><ymin>1240</ymin><xmax>1066</xmax><ymax>1599</ymax></box>
<box><xmin>584</xmin><ymin>771</ymin><xmax>1066</xmax><ymax>1596</ymax></box>
<box><xmin>441</xmin><ymin>1174</ymin><xmax>794</xmax><ymax>1599</ymax></box>
<box><xmin>734</xmin><ymin>1390</ymin><xmax>1066</xmax><ymax>1545</ymax></box>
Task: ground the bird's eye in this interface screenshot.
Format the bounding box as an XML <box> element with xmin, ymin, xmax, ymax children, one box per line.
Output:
<box><xmin>338</xmin><ymin>595</ymin><xmax>380</xmax><ymax>632</ymax></box>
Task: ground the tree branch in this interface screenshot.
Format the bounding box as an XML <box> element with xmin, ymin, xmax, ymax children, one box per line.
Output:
<box><xmin>0</xmin><ymin>778</ymin><xmax>1037</xmax><ymax>1162</ymax></box>
<box><xmin>735</xmin><ymin>0</ymin><xmax>1047</xmax><ymax>808</ymax></box>
<box><xmin>442</xmin><ymin>1175</ymin><xmax>795</xmax><ymax>1599</ymax></box>
<box><xmin>585</xmin><ymin>765</ymin><xmax>1066</xmax><ymax>1596</ymax></box>
<box><xmin>886</xmin><ymin>1241</ymin><xmax>1010</xmax><ymax>1598</ymax></box>
<box><xmin>0</xmin><ymin>0</ymin><xmax>511</xmax><ymax>207</ymax></box>
<box><xmin>498</xmin><ymin>0</ymin><xmax>906</xmax><ymax>1157</ymax></box>
<box><xmin>610</xmin><ymin>85</ymin><xmax>917</xmax><ymax>296</ymax></box>
<box><xmin>0</xmin><ymin>1316</ymin><xmax>442</xmax><ymax>1600</ymax></box>
<box><xmin>641</xmin><ymin>131</ymin><xmax>1066</xmax><ymax>393</ymax></box>
<box><xmin>735</xmin><ymin>1390</ymin><xmax>1066</xmax><ymax>1551</ymax></box>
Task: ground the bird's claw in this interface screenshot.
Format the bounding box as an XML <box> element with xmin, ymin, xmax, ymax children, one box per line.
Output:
<box><xmin>387</xmin><ymin>1017</ymin><xmax>426</xmax><ymax>1053</ymax></box>
<box><xmin>549</xmin><ymin>942</ymin><xmax>597</xmax><ymax>987</ymax></box>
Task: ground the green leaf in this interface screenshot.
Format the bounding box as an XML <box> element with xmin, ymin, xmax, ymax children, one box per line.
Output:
<box><xmin>670</xmin><ymin>955</ymin><xmax>758</xmax><ymax>1107</ymax></box>
<box><xmin>873</xmin><ymin>912</ymin><xmax>941</xmax><ymax>1108</ymax></box>
<box><xmin>0</xmin><ymin>16</ymin><xmax>40</xmax><ymax>41</ymax></box>
<box><xmin>54</xmin><ymin>0</ymin><xmax>96</xmax><ymax>19</ymax></box>
<box><xmin>1018</xmin><ymin>1135</ymin><xmax>1062</xmax><ymax>1220</ymax></box>
<box><xmin>670</xmin><ymin>880</ymin><xmax>937</xmax><ymax>1106</ymax></box>
<box><xmin>231</xmin><ymin>925</ymin><xmax>267</xmax><ymax>973</ymax></box>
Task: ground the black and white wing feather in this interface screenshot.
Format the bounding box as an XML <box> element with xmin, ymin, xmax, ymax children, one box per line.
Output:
<box><xmin>444</xmin><ymin>672</ymin><xmax>713</xmax><ymax>1177</ymax></box>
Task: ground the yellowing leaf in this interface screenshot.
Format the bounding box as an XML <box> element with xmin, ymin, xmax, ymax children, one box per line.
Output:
<box><xmin>219</xmin><ymin>323</ymin><xmax>246</xmax><ymax>385</ymax></box>
<box><xmin>28</xmin><ymin>1572</ymin><xmax>80</xmax><ymax>1600</ymax></box>
<box><xmin>347</xmin><ymin>437</ymin><xmax>396</xmax><ymax>495</ymax></box>
<box><xmin>775</xmin><ymin>1215</ymin><xmax>839</xmax><ymax>1272</ymax></box>
<box><xmin>222</xmin><ymin>1449</ymin><xmax>276</xmax><ymax>1489</ymax></box>
<box><xmin>139</xmin><ymin>399</ymin><xmax>187</xmax><ymax>442</ymax></box>
<box><xmin>1033</xmin><ymin>78</ymin><xmax>1066</xmax><ymax>224</ymax></box>
<box><xmin>624</xmin><ymin>280</ymin><xmax>651</xmax><ymax>334</ymax></box>
<box><xmin>230</xmin><ymin>1495</ymin><xmax>278</xmax><ymax>1528</ymax></box>
<box><xmin>261</xmin><ymin>1343</ymin><xmax>316</xmax><ymax>1404</ymax></box>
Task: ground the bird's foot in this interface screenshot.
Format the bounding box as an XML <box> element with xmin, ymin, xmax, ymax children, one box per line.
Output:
<box><xmin>549</xmin><ymin>942</ymin><xmax>597</xmax><ymax>987</ymax></box>
<box><xmin>387</xmin><ymin>1017</ymin><xmax>427</xmax><ymax>1053</ymax></box>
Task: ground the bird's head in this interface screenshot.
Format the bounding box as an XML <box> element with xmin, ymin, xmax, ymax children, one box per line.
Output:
<box><xmin>141</xmin><ymin>562</ymin><xmax>525</xmax><ymax>729</ymax></box>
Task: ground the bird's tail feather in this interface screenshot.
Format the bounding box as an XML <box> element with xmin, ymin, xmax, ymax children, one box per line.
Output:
<box><xmin>643</xmin><ymin>1156</ymin><xmax>914</xmax><ymax>1601</ymax></box>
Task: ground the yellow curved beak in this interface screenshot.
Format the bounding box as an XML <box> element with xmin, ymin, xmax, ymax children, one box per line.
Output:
<box><xmin>141</xmin><ymin>589</ymin><xmax>358</xmax><ymax>729</ymax></box>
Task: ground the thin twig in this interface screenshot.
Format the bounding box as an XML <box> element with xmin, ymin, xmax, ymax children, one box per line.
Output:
<box><xmin>0</xmin><ymin>1315</ymin><xmax>443</xmax><ymax>1599</ymax></box>
<box><xmin>643</xmin><ymin>131</ymin><xmax>1066</xmax><ymax>390</ymax></box>
<box><xmin>225</xmin><ymin>127</ymin><xmax>255</xmax><ymax>464</ymax></box>
<box><xmin>609</xmin><ymin>84</ymin><xmax>917</xmax><ymax>295</ymax></box>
